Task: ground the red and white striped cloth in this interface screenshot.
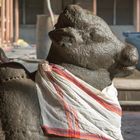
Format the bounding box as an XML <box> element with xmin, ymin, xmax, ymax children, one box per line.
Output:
<box><xmin>35</xmin><ymin>61</ymin><xmax>123</xmax><ymax>140</ymax></box>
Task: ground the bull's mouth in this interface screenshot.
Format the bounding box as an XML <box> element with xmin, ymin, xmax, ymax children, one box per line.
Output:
<box><xmin>122</xmin><ymin>65</ymin><xmax>136</xmax><ymax>71</ymax></box>
<box><xmin>109</xmin><ymin>63</ymin><xmax>136</xmax><ymax>78</ymax></box>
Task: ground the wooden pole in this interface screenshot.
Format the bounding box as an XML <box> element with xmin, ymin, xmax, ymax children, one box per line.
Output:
<box><xmin>1</xmin><ymin>0</ymin><xmax>6</xmax><ymax>43</ymax></box>
<box><xmin>15</xmin><ymin>0</ymin><xmax>19</xmax><ymax>42</ymax></box>
<box><xmin>46</xmin><ymin>0</ymin><xmax>55</xmax><ymax>26</ymax></box>
<box><xmin>6</xmin><ymin>0</ymin><xmax>10</xmax><ymax>43</ymax></box>
<box><xmin>93</xmin><ymin>0</ymin><xmax>97</xmax><ymax>15</ymax></box>
<box><xmin>10</xmin><ymin>0</ymin><xmax>13</xmax><ymax>42</ymax></box>
<box><xmin>136</xmin><ymin>0</ymin><xmax>140</xmax><ymax>32</ymax></box>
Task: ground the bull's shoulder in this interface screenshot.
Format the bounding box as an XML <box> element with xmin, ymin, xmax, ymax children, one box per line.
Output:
<box><xmin>0</xmin><ymin>62</ymin><xmax>44</xmax><ymax>140</ymax></box>
<box><xmin>0</xmin><ymin>62</ymin><xmax>31</xmax><ymax>82</ymax></box>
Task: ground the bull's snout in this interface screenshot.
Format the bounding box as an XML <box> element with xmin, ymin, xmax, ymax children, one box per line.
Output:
<box><xmin>119</xmin><ymin>44</ymin><xmax>139</xmax><ymax>67</ymax></box>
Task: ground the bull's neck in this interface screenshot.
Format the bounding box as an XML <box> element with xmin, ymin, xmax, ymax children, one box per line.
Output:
<box><xmin>60</xmin><ymin>63</ymin><xmax>112</xmax><ymax>91</ymax></box>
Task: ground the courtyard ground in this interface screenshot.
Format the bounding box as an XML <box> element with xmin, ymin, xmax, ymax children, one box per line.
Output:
<box><xmin>122</xmin><ymin>112</ymin><xmax>140</xmax><ymax>140</ymax></box>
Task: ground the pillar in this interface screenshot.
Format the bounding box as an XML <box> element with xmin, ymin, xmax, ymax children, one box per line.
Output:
<box><xmin>5</xmin><ymin>0</ymin><xmax>10</xmax><ymax>43</ymax></box>
<box><xmin>9</xmin><ymin>0</ymin><xmax>13</xmax><ymax>42</ymax></box>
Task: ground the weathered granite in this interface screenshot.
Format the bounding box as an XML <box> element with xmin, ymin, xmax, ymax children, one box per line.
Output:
<box><xmin>48</xmin><ymin>5</ymin><xmax>138</xmax><ymax>90</ymax></box>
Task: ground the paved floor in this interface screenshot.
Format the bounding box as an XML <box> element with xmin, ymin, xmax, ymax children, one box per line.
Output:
<box><xmin>5</xmin><ymin>46</ymin><xmax>36</xmax><ymax>59</ymax></box>
<box><xmin>122</xmin><ymin>112</ymin><xmax>140</xmax><ymax>140</ymax></box>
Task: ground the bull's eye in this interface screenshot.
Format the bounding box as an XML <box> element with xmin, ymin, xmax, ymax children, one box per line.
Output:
<box><xmin>89</xmin><ymin>29</ymin><xmax>108</xmax><ymax>43</ymax></box>
<box><xmin>90</xmin><ymin>31</ymin><xmax>107</xmax><ymax>43</ymax></box>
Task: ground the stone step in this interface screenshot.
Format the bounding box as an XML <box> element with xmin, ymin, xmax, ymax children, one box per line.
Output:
<box><xmin>113</xmin><ymin>76</ymin><xmax>140</xmax><ymax>110</ymax></box>
<box><xmin>114</xmin><ymin>78</ymin><xmax>140</xmax><ymax>90</ymax></box>
<box><xmin>113</xmin><ymin>78</ymin><xmax>140</xmax><ymax>102</ymax></box>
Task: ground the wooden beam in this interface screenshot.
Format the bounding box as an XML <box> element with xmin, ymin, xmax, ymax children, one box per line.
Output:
<box><xmin>15</xmin><ymin>0</ymin><xmax>19</xmax><ymax>42</ymax></box>
<box><xmin>113</xmin><ymin>78</ymin><xmax>140</xmax><ymax>90</ymax></box>
<box><xmin>93</xmin><ymin>0</ymin><xmax>97</xmax><ymax>15</ymax></box>
<box><xmin>136</xmin><ymin>0</ymin><xmax>140</xmax><ymax>32</ymax></box>
<box><xmin>119</xmin><ymin>101</ymin><xmax>140</xmax><ymax>106</ymax></box>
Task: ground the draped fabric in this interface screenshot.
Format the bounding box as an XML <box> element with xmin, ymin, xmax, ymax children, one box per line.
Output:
<box><xmin>35</xmin><ymin>61</ymin><xmax>123</xmax><ymax>140</ymax></box>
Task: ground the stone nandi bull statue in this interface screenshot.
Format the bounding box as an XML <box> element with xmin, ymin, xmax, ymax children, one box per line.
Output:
<box><xmin>0</xmin><ymin>5</ymin><xmax>138</xmax><ymax>140</ymax></box>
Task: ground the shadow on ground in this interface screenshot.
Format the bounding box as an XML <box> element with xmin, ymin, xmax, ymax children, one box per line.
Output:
<box><xmin>122</xmin><ymin>112</ymin><xmax>140</xmax><ymax>140</ymax></box>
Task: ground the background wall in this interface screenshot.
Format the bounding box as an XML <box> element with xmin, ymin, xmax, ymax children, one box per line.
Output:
<box><xmin>19</xmin><ymin>0</ymin><xmax>136</xmax><ymax>44</ymax></box>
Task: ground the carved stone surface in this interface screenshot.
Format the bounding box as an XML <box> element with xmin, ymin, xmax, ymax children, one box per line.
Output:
<box><xmin>0</xmin><ymin>63</ymin><xmax>46</xmax><ymax>140</ymax></box>
<box><xmin>0</xmin><ymin>5</ymin><xmax>139</xmax><ymax>140</ymax></box>
<box><xmin>48</xmin><ymin>5</ymin><xmax>138</xmax><ymax>90</ymax></box>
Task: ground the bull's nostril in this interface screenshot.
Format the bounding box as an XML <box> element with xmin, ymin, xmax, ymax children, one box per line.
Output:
<box><xmin>129</xmin><ymin>47</ymin><xmax>139</xmax><ymax>65</ymax></box>
<box><xmin>119</xmin><ymin>45</ymin><xmax>139</xmax><ymax>66</ymax></box>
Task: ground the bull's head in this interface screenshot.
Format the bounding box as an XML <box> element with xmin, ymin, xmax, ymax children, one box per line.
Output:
<box><xmin>48</xmin><ymin>5</ymin><xmax>138</xmax><ymax>80</ymax></box>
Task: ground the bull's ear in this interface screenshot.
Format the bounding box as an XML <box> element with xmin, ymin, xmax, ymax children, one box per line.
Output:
<box><xmin>49</xmin><ymin>27</ymin><xmax>83</xmax><ymax>48</ymax></box>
